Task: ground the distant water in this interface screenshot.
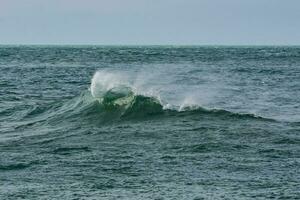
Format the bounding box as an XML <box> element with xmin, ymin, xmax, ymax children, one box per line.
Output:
<box><xmin>0</xmin><ymin>46</ymin><xmax>299</xmax><ymax>199</ymax></box>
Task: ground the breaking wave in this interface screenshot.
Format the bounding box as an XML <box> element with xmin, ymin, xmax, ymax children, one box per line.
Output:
<box><xmin>20</xmin><ymin>70</ymin><xmax>275</xmax><ymax>128</ymax></box>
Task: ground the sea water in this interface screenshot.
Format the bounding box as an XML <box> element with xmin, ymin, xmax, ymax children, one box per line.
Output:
<box><xmin>0</xmin><ymin>46</ymin><xmax>299</xmax><ymax>199</ymax></box>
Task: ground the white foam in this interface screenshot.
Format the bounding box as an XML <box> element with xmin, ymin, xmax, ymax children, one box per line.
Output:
<box><xmin>90</xmin><ymin>70</ymin><xmax>130</xmax><ymax>98</ymax></box>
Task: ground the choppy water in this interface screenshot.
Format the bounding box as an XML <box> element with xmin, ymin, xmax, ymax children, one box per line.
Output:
<box><xmin>0</xmin><ymin>46</ymin><xmax>299</xmax><ymax>199</ymax></box>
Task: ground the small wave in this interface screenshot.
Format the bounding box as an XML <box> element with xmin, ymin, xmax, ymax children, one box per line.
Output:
<box><xmin>52</xmin><ymin>146</ymin><xmax>91</xmax><ymax>155</ymax></box>
<box><xmin>0</xmin><ymin>163</ymin><xmax>30</xmax><ymax>171</ymax></box>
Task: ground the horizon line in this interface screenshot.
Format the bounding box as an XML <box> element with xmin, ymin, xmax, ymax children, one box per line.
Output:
<box><xmin>0</xmin><ymin>43</ymin><xmax>300</xmax><ymax>47</ymax></box>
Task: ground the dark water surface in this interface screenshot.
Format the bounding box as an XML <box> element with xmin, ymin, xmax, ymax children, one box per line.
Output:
<box><xmin>0</xmin><ymin>46</ymin><xmax>299</xmax><ymax>199</ymax></box>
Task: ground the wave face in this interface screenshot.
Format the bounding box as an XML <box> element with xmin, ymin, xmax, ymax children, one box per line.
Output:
<box><xmin>90</xmin><ymin>71</ymin><xmax>164</xmax><ymax>118</ymax></box>
<box><xmin>1</xmin><ymin>46</ymin><xmax>300</xmax><ymax>200</ymax></box>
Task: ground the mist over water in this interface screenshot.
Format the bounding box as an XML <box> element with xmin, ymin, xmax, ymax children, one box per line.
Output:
<box><xmin>0</xmin><ymin>46</ymin><xmax>299</xmax><ymax>199</ymax></box>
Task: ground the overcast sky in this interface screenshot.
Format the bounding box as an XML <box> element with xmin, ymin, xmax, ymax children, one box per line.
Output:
<box><xmin>0</xmin><ymin>0</ymin><xmax>299</xmax><ymax>45</ymax></box>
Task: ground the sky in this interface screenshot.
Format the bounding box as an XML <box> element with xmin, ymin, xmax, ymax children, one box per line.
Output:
<box><xmin>0</xmin><ymin>0</ymin><xmax>299</xmax><ymax>45</ymax></box>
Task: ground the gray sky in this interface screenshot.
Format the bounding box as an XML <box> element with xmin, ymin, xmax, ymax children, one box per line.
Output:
<box><xmin>0</xmin><ymin>0</ymin><xmax>299</xmax><ymax>45</ymax></box>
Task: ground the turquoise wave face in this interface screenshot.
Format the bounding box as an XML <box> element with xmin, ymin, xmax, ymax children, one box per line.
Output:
<box><xmin>0</xmin><ymin>46</ymin><xmax>300</xmax><ymax>199</ymax></box>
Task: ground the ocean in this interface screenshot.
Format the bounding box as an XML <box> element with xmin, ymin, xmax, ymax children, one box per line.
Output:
<box><xmin>0</xmin><ymin>46</ymin><xmax>299</xmax><ymax>199</ymax></box>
